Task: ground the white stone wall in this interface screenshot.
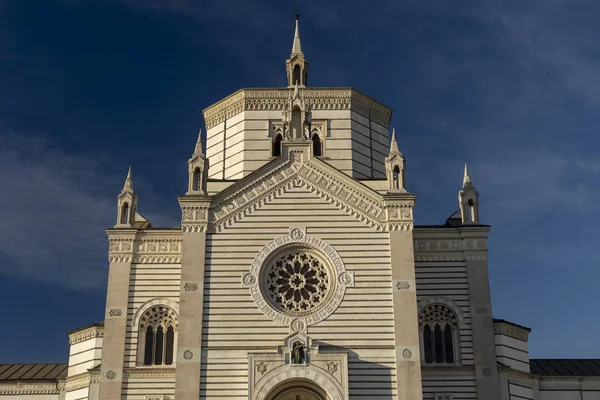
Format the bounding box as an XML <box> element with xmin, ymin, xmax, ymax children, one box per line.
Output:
<box><xmin>201</xmin><ymin>184</ymin><xmax>395</xmax><ymax>399</ymax></box>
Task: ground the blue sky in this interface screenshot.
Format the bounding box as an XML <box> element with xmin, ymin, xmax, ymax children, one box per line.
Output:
<box><xmin>1</xmin><ymin>0</ymin><xmax>598</xmax><ymax>363</ymax></box>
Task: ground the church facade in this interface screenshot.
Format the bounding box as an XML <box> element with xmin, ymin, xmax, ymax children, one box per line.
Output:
<box><xmin>2</xmin><ymin>19</ymin><xmax>600</xmax><ymax>400</ymax></box>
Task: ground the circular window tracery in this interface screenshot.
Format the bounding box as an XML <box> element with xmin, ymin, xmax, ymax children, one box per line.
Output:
<box><xmin>264</xmin><ymin>251</ymin><xmax>330</xmax><ymax>316</ymax></box>
<box><xmin>243</xmin><ymin>229</ymin><xmax>353</xmax><ymax>330</ymax></box>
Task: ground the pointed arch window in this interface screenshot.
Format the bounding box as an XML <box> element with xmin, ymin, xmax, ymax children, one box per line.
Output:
<box><xmin>273</xmin><ymin>134</ymin><xmax>283</xmax><ymax>157</ymax></box>
<box><xmin>312</xmin><ymin>133</ymin><xmax>322</xmax><ymax>156</ymax></box>
<box><xmin>293</xmin><ymin>65</ymin><xmax>301</xmax><ymax>85</ymax></box>
<box><xmin>137</xmin><ymin>306</ymin><xmax>178</xmax><ymax>366</ymax></box>
<box><xmin>120</xmin><ymin>202</ymin><xmax>129</xmax><ymax>225</ymax></box>
<box><xmin>193</xmin><ymin>167</ymin><xmax>202</xmax><ymax>191</ymax></box>
<box><xmin>419</xmin><ymin>304</ymin><xmax>459</xmax><ymax>365</ymax></box>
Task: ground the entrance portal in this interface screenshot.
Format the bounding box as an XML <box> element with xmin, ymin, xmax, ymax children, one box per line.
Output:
<box><xmin>266</xmin><ymin>380</ymin><xmax>328</xmax><ymax>400</ymax></box>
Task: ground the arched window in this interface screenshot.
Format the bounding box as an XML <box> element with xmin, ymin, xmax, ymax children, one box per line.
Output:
<box><xmin>419</xmin><ymin>304</ymin><xmax>459</xmax><ymax>365</ymax></box>
<box><xmin>393</xmin><ymin>166</ymin><xmax>400</xmax><ymax>189</ymax></box>
<box><xmin>293</xmin><ymin>65</ymin><xmax>301</xmax><ymax>85</ymax></box>
<box><xmin>137</xmin><ymin>306</ymin><xmax>178</xmax><ymax>366</ymax></box>
<box><xmin>120</xmin><ymin>202</ymin><xmax>129</xmax><ymax>225</ymax></box>
<box><xmin>273</xmin><ymin>134</ymin><xmax>283</xmax><ymax>157</ymax></box>
<box><xmin>193</xmin><ymin>167</ymin><xmax>201</xmax><ymax>191</ymax></box>
<box><xmin>312</xmin><ymin>134</ymin><xmax>322</xmax><ymax>156</ymax></box>
<box><xmin>467</xmin><ymin>199</ymin><xmax>475</xmax><ymax>222</ymax></box>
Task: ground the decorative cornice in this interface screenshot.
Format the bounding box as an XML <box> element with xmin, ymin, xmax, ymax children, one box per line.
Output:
<box><xmin>539</xmin><ymin>376</ymin><xmax>600</xmax><ymax>390</ymax></box>
<box><xmin>69</xmin><ymin>325</ymin><xmax>104</xmax><ymax>345</ymax></box>
<box><xmin>202</xmin><ymin>88</ymin><xmax>392</xmax><ymax>129</ymax></box>
<box><xmin>209</xmin><ymin>148</ymin><xmax>409</xmax><ymax>232</ymax></box>
<box><xmin>414</xmin><ymin>252</ymin><xmax>465</xmax><ymax>262</ymax></box>
<box><xmin>65</xmin><ymin>372</ymin><xmax>91</xmax><ymax>392</ymax></box>
<box><xmin>0</xmin><ymin>381</ymin><xmax>61</xmax><ymax>395</ymax></box>
<box><xmin>497</xmin><ymin>367</ymin><xmax>535</xmax><ymax>388</ymax></box>
<box><xmin>494</xmin><ymin>321</ymin><xmax>530</xmax><ymax>342</ymax></box>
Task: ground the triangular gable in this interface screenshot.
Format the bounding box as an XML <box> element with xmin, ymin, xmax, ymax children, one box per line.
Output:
<box><xmin>209</xmin><ymin>146</ymin><xmax>387</xmax><ymax>231</ymax></box>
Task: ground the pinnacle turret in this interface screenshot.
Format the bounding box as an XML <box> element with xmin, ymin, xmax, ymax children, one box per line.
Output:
<box><xmin>121</xmin><ymin>166</ymin><xmax>134</xmax><ymax>193</ymax></box>
<box><xmin>286</xmin><ymin>12</ymin><xmax>309</xmax><ymax>87</ymax></box>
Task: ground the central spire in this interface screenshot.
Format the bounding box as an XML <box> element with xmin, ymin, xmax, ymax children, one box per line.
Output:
<box><xmin>291</xmin><ymin>11</ymin><xmax>303</xmax><ymax>55</ymax></box>
<box><xmin>286</xmin><ymin>11</ymin><xmax>309</xmax><ymax>87</ymax></box>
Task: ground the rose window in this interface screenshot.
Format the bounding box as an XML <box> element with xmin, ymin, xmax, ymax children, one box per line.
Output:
<box><xmin>264</xmin><ymin>251</ymin><xmax>330</xmax><ymax>315</ymax></box>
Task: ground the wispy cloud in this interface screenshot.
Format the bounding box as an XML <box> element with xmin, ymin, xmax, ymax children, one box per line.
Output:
<box><xmin>0</xmin><ymin>125</ymin><xmax>176</xmax><ymax>290</ymax></box>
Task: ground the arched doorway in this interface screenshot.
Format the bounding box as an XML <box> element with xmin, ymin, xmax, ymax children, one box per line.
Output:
<box><xmin>266</xmin><ymin>379</ymin><xmax>327</xmax><ymax>400</ymax></box>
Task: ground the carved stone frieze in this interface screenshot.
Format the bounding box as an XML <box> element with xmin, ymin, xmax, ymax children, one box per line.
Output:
<box><xmin>179</xmin><ymin>200</ymin><xmax>210</xmax><ymax>233</ymax></box>
<box><xmin>69</xmin><ymin>325</ymin><xmax>104</xmax><ymax>345</ymax></box>
<box><xmin>65</xmin><ymin>372</ymin><xmax>92</xmax><ymax>392</ymax></box>
<box><xmin>0</xmin><ymin>382</ymin><xmax>61</xmax><ymax>395</ymax></box>
<box><xmin>124</xmin><ymin>368</ymin><xmax>176</xmax><ymax>379</ymax></box>
<box><xmin>494</xmin><ymin>322</ymin><xmax>530</xmax><ymax>342</ymax></box>
<box><xmin>203</xmin><ymin>88</ymin><xmax>391</xmax><ymax>129</ymax></box>
<box><xmin>211</xmin><ymin>151</ymin><xmax>398</xmax><ymax>231</ymax></box>
<box><xmin>107</xmin><ymin>232</ymin><xmax>136</xmax><ymax>263</ymax></box>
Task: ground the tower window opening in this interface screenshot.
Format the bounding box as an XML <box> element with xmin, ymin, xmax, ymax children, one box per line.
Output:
<box><xmin>468</xmin><ymin>199</ymin><xmax>474</xmax><ymax>222</ymax></box>
<box><xmin>312</xmin><ymin>134</ymin><xmax>322</xmax><ymax>156</ymax></box>
<box><xmin>193</xmin><ymin>167</ymin><xmax>201</xmax><ymax>191</ymax></box>
<box><xmin>393</xmin><ymin>166</ymin><xmax>400</xmax><ymax>189</ymax></box>
<box><xmin>120</xmin><ymin>202</ymin><xmax>129</xmax><ymax>225</ymax></box>
<box><xmin>293</xmin><ymin>65</ymin><xmax>301</xmax><ymax>85</ymax></box>
<box><xmin>273</xmin><ymin>134</ymin><xmax>283</xmax><ymax>157</ymax></box>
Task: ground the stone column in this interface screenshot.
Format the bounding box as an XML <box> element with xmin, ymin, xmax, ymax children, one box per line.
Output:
<box><xmin>461</xmin><ymin>226</ymin><xmax>502</xmax><ymax>400</ymax></box>
<box><xmin>99</xmin><ymin>230</ymin><xmax>136</xmax><ymax>400</ymax></box>
<box><xmin>175</xmin><ymin>196</ymin><xmax>211</xmax><ymax>400</ymax></box>
<box><xmin>386</xmin><ymin>194</ymin><xmax>423</xmax><ymax>400</ymax></box>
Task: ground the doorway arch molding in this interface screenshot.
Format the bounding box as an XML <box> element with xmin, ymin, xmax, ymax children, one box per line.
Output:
<box><xmin>252</xmin><ymin>364</ymin><xmax>345</xmax><ymax>400</ymax></box>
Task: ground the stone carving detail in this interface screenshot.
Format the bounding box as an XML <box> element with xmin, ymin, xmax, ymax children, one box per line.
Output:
<box><xmin>289</xmin><ymin>227</ymin><xmax>305</xmax><ymax>241</ymax></box>
<box><xmin>180</xmin><ymin>201</ymin><xmax>210</xmax><ymax>233</ymax></box>
<box><xmin>184</xmin><ymin>283</ymin><xmax>199</xmax><ymax>292</ymax></box>
<box><xmin>327</xmin><ymin>361</ymin><xmax>338</xmax><ymax>374</ymax></box>
<box><xmin>139</xmin><ymin>305</ymin><xmax>179</xmax><ymax>329</ymax></box>
<box><xmin>385</xmin><ymin>200</ymin><xmax>415</xmax><ymax>231</ymax></box>
<box><xmin>419</xmin><ymin>304</ymin><xmax>458</xmax><ymax>329</ymax></box>
<box><xmin>395</xmin><ymin>280</ymin><xmax>412</xmax><ymax>291</ymax></box>
<box><xmin>203</xmin><ymin>88</ymin><xmax>391</xmax><ymax>129</ymax></box>
<box><xmin>183</xmin><ymin>350</ymin><xmax>193</xmax><ymax>360</ymax></box>
<box><xmin>106</xmin><ymin>370</ymin><xmax>116</xmax><ymax>380</ymax></box>
<box><xmin>212</xmin><ymin>156</ymin><xmax>391</xmax><ymax>231</ymax></box>
<box><xmin>402</xmin><ymin>349</ymin><xmax>413</xmax><ymax>359</ymax></box>
<box><xmin>107</xmin><ymin>233</ymin><xmax>136</xmax><ymax>263</ymax></box>
<box><xmin>338</xmin><ymin>271</ymin><xmax>354</xmax><ymax>287</ymax></box>
<box><xmin>290</xmin><ymin>319</ymin><xmax>306</xmax><ymax>333</ymax></box>
<box><xmin>242</xmin><ymin>272</ymin><xmax>258</xmax><ymax>287</ymax></box>
<box><xmin>493</xmin><ymin>323</ymin><xmax>530</xmax><ymax>341</ymax></box>
<box><xmin>131</xmin><ymin>234</ymin><xmax>182</xmax><ymax>264</ymax></box>
<box><xmin>109</xmin><ymin>309</ymin><xmax>122</xmax><ymax>317</ymax></box>
<box><xmin>256</xmin><ymin>362</ymin><xmax>268</xmax><ymax>375</ymax></box>
<box><xmin>246</xmin><ymin>231</ymin><xmax>350</xmax><ymax>327</ymax></box>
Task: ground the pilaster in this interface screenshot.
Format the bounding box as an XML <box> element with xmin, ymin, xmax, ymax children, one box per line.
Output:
<box><xmin>99</xmin><ymin>229</ymin><xmax>136</xmax><ymax>400</ymax></box>
<box><xmin>460</xmin><ymin>225</ymin><xmax>502</xmax><ymax>400</ymax></box>
<box><xmin>386</xmin><ymin>194</ymin><xmax>423</xmax><ymax>400</ymax></box>
<box><xmin>174</xmin><ymin>195</ymin><xmax>211</xmax><ymax>400</ymax></box>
